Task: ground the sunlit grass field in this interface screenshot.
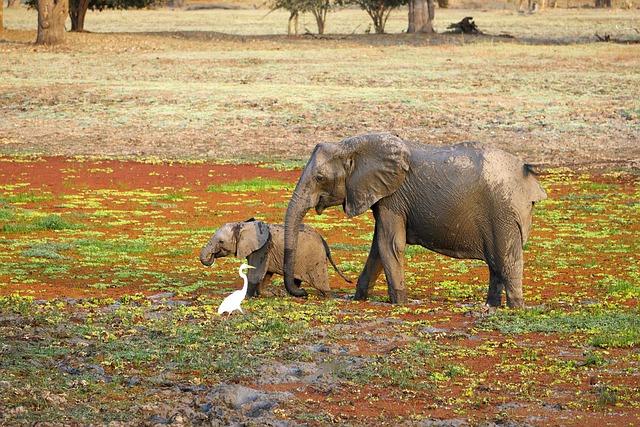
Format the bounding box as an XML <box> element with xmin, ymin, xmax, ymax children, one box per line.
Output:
<box><xmin>4</xmin><ymin>6</ymin><xmax>640</xmax><ymax>38</ymax></box>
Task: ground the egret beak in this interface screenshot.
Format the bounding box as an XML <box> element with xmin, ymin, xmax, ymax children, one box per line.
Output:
<box><xmin>247</xmin><ymin>265</ymin><xmax>256</xmax><ymax>269</ymax></box>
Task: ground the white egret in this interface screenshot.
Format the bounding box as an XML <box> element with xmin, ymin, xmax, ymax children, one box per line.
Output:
<box><xmin>217</xmin><ymin>263</ymin><xmax>255</xmax><ymax>315</ymax></box>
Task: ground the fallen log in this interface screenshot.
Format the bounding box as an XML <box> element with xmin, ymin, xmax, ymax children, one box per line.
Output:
<box><xmin>446</xmin><ymin>17</ymin><xmax>482</xmax><ymax>35</ymax></box>
<box><xmin>595</xmin><ymin>32</ymin><xmax>640</xmax><ymax>44</ymax></box>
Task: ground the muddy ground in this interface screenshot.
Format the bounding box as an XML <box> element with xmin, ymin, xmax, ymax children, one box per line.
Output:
<box><xmin>0</xmin><ymin>158</ymin><xmax>638</xmax><ymax>425</ymax></box>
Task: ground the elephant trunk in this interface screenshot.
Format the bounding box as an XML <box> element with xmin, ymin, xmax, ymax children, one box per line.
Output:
<box><xmin>283</xmin><ymin>191</ymin><xmax>310</xmax><ymax>297</ymax></box>
<box><xmin>199</xmin><ymin>244</ymin><xmax>216</xmax><ymax>266</ymax></box>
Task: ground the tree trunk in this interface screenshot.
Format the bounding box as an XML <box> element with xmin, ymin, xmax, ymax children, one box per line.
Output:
<box><xmin>69</xmin><ymin>0</ymin><xmax>89</xmax><ymax>32</ymax></box>
<box><xmin>7</xmin><ymin>0</ymin><xmax>18</xmax><ymax>7</ymax></box>
<box><xmin>313</xmin><ymin>9</ymin><xmax>326</xmax><ymax>34</ymax></box>
<box><xmin>374</xmin><ymin>12</ymin><xmax>384</xmax><ymax>34</ymax></box>
<box><xmin>518</xmin><ymin>0</ymin><xmax>533</xmax><ymax>11</ymax></box>
<box><xmin>37</xmin><ymin>0</ymin><xmax>68</xmax><ymax>44</ymax></box>
<box><xmin>408</xmin><ymin>0</ymin><xmax>434</xmax><ymax>33</ymax></box>
<box><xmin>594</xmin><ymin>0</ymin><xmax>611</xmax><ymax>6</ymax></box>
<box><xmin>287</xmin><ymin>10</ymin><xmax>298</xmax><ymax>35</ymax></box>
<box><xmin>367</xmin><ymin>6</ymin><xmax>386</xmax><ymax>34</ymax></box>
<box><xmin>1</xmin><ymin>0</ymin><xmax>4</xmax><ymax>33</ymax></box>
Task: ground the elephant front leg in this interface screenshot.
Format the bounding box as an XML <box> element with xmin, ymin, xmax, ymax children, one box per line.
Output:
<box><xmin>486</xmin><ymin>270</ymin><xmax>504</xmax><ymax>307</ymax></box>
<box><xmin>246</xmin><ymin>250</ymin><xmax>269</xmax><ymax>298</ymax></box>
<box><xmin>355</xmin><ymin>228</ymin><xmax>384</xmax><ymax>301</ymax></box>
<box><xmin>374</xmin><ymin>208</ymin><xmax>408</xmax><ymax>304</ymax></box>
<box><xmin>247</xmin><ymin>278</ymin><xmax>261</xmax><ymax>298</ymax></box>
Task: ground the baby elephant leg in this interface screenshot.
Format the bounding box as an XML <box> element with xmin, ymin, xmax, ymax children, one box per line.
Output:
<box><xmin>256</xmin><ymin>272</ymin><xmax>273</xmax><ymax>296</ymax></box>
<box><xmin>247</xmin><ymin>247</ymin><xmax>269</xmax><ymax>298</ymax></box>
<box><xmin>245</xmin><ymin>268</ymin><xmax>264</xmax><ymax>298</ymax></box>
<box><xmin>308</xmin><ymin>264</ymin><xmax>332</xmax><ymax>297</ymax></box>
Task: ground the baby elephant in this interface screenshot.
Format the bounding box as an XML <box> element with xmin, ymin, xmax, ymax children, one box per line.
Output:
<box><xmin>200</xmin><ymin>218</ymin><xmax>351</xmax><ymax>297</ymax></box>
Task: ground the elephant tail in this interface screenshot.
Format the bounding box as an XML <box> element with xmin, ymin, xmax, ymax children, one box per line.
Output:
<box><xmin>523</xmin><ymin>163</ymin><xmax>542</xmax><ymax>176</ymax></box>
<box><xmin>321</xmin><ymin>238</ymin><xmax>353</xmax><ymax>284</ymax></box>
<box><xmin>523</xmin><ymin>163</ymin><xmax>547</xmax><ymax>202</ymax></box>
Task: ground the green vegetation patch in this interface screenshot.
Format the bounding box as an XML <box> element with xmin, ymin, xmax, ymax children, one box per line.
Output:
<box><xmin>21</xmin><ymin>241</ymin><xmax>75</xmax><ymax>259</ymax></box>
<box><xmin>0</xmin><ymin>191</ymin><xmax>53</xmax><ymax>204</ymax></box>
<box><xmin>481</xmin><ymin>307</ymin><xmax>640</xmax><ymax>348</ymax></box>
<box><xmin>207</xmin><ymin>178</ymin><xmax>293</xmax><ymax>193</ymax></box>
<box><xmin>2</xmin><ymin>214</ymin><xmax>82</xmax><ymax>233</ymax></box>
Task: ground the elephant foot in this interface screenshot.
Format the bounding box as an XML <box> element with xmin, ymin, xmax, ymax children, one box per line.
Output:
<box><xmin>316</xmin><ymin>290</ymin><xmax>331</xmax><ymax>299</ymax></box>
<box><xmin>485</xmin><ymin>297</ymin><xmax>502</xmax><ymax>308</ymax></box>
<box><xmin>293</xmin><ymin>288</ymin><xmax>308</xmax><ymax>298</ymax></box>
<box><xmin>389</xmin><ymin>289</ymin><xmax>408</xmax><ymax>305</ymax></box>
<box><xmin>354</xmin><ymin>287</ymin><xmax>369</xmax><ymax>301</ymax></box>
<box><xmin>506</xmin><ymin>297</ymin><xmax>525</xmax><ymax>309</ymax></box>
<box><xmin>480</xmin><ymin>304</ymin><xmax>498</xmax><ymax>315</ymax></box>
<box><xmin>353</xmin><ymin>283</ymin><xmax>369</xmax><ymax>301</ymax></box>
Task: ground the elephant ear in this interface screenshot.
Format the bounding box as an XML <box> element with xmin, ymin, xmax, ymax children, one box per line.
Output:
<box><xmin>343</xmin><ymin>133</ymin><xmax>410</xmax><ymax>217</ymax></box>
<box><xmin>236</xmin><ymin>220</ymin><xmax>270</xmax><ymax>259</ymax></box>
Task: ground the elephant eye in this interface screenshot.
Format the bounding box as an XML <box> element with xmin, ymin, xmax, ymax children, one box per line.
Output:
<box><xmin>315</xmin><ymin>174</ymin><xmax>325</xmax><ymax>183</ymax></box>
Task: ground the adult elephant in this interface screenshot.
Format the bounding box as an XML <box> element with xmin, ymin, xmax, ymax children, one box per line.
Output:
<box><xmin>283</xmin><ymin>133</ymin><xmax>546</xmax><ymax>308</ymax></box>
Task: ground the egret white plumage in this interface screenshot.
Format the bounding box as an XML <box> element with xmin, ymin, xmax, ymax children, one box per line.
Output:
<box><xmin>218</xmin><ymin>263</ymin><xmax>255</xmax><ymax>315</ymax></box>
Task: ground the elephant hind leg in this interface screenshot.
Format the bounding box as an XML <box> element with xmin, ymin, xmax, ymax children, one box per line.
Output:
<box><xmin>309</xmin><ymin>277</ymin><xmax>332</xmax><ymax>297</ymax></box>
<box><xmin>486</xmin><ymin>268</ymin><xmax>504</xmax><ymax>307</ymax></box>
<box><xmin>486</xmin><ymin>242</ymin><xmax>524</xmax><ymax>308</ymax></box>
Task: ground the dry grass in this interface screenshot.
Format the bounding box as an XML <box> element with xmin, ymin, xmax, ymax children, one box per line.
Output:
<box><xmin>0</xmin><ymin>7</ymin><xmax>639</xmax><ymax>166</ymax></box>
<box><xmin>3</xmin><ymin>6</ymin><xmax>640</xmax><ymax>38</ymax></box>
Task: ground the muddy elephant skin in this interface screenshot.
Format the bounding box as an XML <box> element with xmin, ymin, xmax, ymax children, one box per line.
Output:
<box><xmin>283</xmin><ymin>132</ymin><xmax>547</xmax><ymax>307</ymax></box>
<box><xmin>200</xmin><ymin>219</ymin><xmax>350</xmax><ymax>297</ymax></box>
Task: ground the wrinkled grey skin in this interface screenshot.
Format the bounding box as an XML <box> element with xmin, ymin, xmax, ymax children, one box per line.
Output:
<box><xmin>200</xmin><ymin>219</ymin><xmax>351</xmax><ymax>297</ymax></box>
<box><xmin>283</xmin><ymin>133</ymin><xmax>547</xmax><ymax>307</ymax></box>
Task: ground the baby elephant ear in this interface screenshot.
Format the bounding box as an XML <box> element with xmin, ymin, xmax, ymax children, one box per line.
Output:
<box><xmin>343</xmin><ymin>133</ymin><xmax>410</xmax><ymax>217</ymax></box>
<box><xmin>236</xmin><ymin>221</ymin><xmax>269</xmax><ymax>259</ymax></box>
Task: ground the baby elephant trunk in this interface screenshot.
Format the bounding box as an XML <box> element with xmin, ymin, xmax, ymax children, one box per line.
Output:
<box><xmin>199</xmin><ymin>245</ymin><xmax>216</xmax><ymax>266</ymax></box>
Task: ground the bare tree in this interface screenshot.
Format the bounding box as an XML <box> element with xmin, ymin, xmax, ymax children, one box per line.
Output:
<box><xmin>7</xmin><ymin>0</ymin><xmax>18</xmax><ymax>7</ymax></box>
<box><xmin>36</xmin><ymin>0</ymin><xmax>68</xmax><ymax>44</ymax></box>
<box><xmin>408</xmin><ymin>0</ymin><xmax>434</xmax><ymax>33</ymax></box>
